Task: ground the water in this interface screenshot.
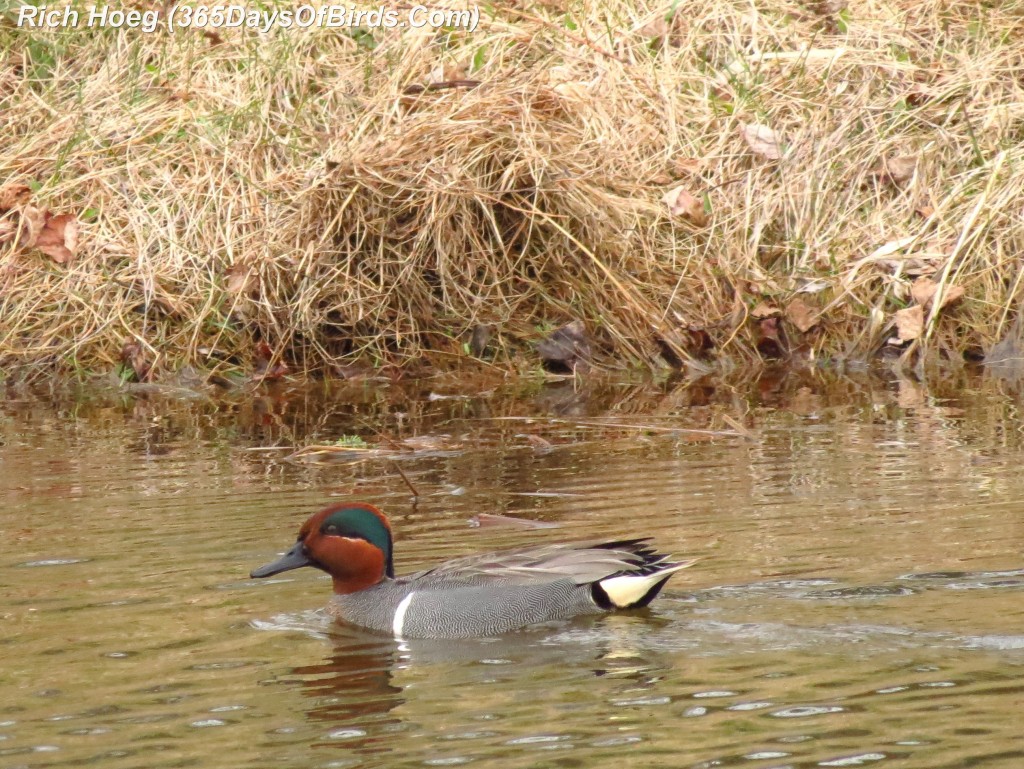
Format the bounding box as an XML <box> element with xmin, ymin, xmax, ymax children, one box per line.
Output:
<box><xmin>2</xmin><ymin>371</ymin><xmax>1023</xmax><ymax>768</ymax></box>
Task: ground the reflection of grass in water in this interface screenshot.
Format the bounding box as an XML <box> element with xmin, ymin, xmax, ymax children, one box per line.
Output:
<box><xmin>1</xmin><ymin>2</ymin><xmax>1022</xmax><ymax>381</ymax></box>
<box><xmin>333</xmin><ymin>435</ymin><xmax>369</xmax><ymax>449</ymax></box>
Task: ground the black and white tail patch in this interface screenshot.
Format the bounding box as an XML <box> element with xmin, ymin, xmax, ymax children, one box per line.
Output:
<box><xmin>592</xmin><ymin>560</ymin><xmax>697</xmax><ymax>609</ymax></box>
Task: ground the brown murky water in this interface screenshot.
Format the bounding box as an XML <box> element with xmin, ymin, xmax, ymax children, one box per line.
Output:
<box><xmin>2</xmin><ymin>370</ymin><xmax>1023</xmax><ymax>768</ymax></box>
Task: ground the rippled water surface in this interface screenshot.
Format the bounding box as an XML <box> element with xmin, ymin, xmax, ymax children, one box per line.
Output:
<box><xmin>2</xmin><ymin>371</ymin><xmax>1023</xmax><ymax>768</ymax></box>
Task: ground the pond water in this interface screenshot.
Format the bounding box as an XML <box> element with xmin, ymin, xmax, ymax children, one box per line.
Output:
<box><xmin>2</xmin><ymin>369</ymin><xmax>1023</xmax><ymax>769</ymax></box>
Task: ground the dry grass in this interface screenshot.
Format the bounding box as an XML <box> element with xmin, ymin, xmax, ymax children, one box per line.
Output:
<box><xmin>2</xmin><ymin>1</ymin><xmax>1023</xmax><ymax>379</ymax></box>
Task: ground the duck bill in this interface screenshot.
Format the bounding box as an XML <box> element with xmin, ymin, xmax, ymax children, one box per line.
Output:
<box><xmin>251</xmin><ymin>542</ymin><xmax>313</xmax><ymax>578</ymax></box>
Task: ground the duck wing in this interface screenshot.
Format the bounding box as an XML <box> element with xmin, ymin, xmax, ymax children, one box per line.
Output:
<box><xmin>403</xmin><ymin>539</ymin><xmax>693</xmax><ymax>587</ymax></box>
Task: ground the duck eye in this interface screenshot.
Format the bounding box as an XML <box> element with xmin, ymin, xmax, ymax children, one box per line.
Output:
<box><xmin>325</xmin><ymin>524</ymin><xmax>339</xmax><ymax>534</ymax></box>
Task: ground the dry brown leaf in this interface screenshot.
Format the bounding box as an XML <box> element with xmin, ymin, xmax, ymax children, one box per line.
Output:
<box><xmin>18</xmin><ymin>205</ymin><xmax>46</xmax><ymax>249</ymax></box>
<box><xmin>751</xmin><ymin>302</ymin><xmax>780</xmax><ymax>319</ymax></box>
<box><xmin>120</xmin><ymin>342</ymin><xmax>152</xmax><ymax>382</ymax></box>
<box><xmin>757</xmin><ymin>317</ymin><xmax>785</xmax><ymax>357</ymax></box>
<box><xmin>427</xmin><ymin>61</ymin><xmax>467</xmax><ymax>84</ymax></box>
<box><xmin>0</xmin><ymin>183</ymin><xmax>31</xmax><ymax>211</ymax></box>
<box><xmin>712</xmin><ymin>86</ymin><xmax>734</xmax><ymax>104</ymax></box>
<box><xmin>0</xmin><ymin>217</ymin><xmax>16</xmax><ymax>245</ymax></box>
<box><xmin>552</xmin><ymin>80</ymin><xmax>592</xmax><ymax>100</ymax></box>
<box><xmin>661</xmin><ymin>186</ymin><xmax>708</xmax><ymax>226</ymax></box>
<box><xmin>226</xmin><ymin>263</ymin><xmax>256</xmax><ymax>295</ymax></box>
<box><xmin>887</xmin><ymin>156</ymin><xmax>917</xmax><ymax>184</ymax></box>
<box><xmin>673</xmin><ymin>157</ymin><xmax>703</xmax><ymax>177</ymax></box>
<box><xmin>740</xmin><ymin>122</ymin><xmax>785</xmax><ymax>160</ymax></box>
<box><xmin>910</xmin><ymin>276</ymin><xmax>937</xmax><ymax>307</ymax></box>
<box><xmin>911</xmin><ymin>277</ymin><xmax>965</xmax><ymax>311</ymax></box>
<box><xmin>253</xmin><ymin>341</ymin><xmax>289</xmax><ymax>380</ymax></box>
<box><xmin>546</xmin><ymin>64</ymin><xmax>574</xmax><ymax>83</ymax></box>
<box><xmin>638</xmin><ymin>16</ymin><xmax>669</xmax><ymax>39</ymax></box>
<box><xmin>538</xmin><ymin>320</ymin><xmax>591</xmax><ymax>373</ymax></box>
<box><xmin>869</xmin><ymin>155</ymin><xmax>917</xmax><ymax>186</ymax></box>
<box><xmin>785</xmin><ymin>297</ymin><xmax>819</xmax><ymax>332</ymax></box>
<box><xmin>938</xmin><ymin>284</ymin><xmax>965</xmax><ymax>309</ymax></box>
<box><xmin>34</xmin><ymin>213</ymin><xmax>78</xmax><ymax>264</ymax></box>
<box><xmin>914</xmin><ymin>205</ymin><xmax>935</xmax><ymax>219</ymax></box>
<box><xmin>905</xmin><ymin>80</ymin><xmax>936</xmax><ymax>107</ymax></box>
<box><xmin>894</xmin><ymin>305</ymin><xmax>924</xmax><ymax>341</ymax></box>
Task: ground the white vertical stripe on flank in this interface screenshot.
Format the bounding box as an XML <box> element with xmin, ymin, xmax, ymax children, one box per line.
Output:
<box><xmin>393</xmin><ymin>592</ymin><xmax>415</xmax><ymax>636</ymax></box>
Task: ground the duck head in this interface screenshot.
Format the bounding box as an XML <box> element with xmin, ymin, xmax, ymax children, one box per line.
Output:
<box><xmin>251</xmin><ymin>503</ymin><xmax>395</xmax><ymax>594</ymax></box>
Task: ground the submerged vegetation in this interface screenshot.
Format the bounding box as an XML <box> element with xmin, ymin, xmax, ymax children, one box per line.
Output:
<box><xmin>2</xmin><ymin>1</ymin><xmax>1023</xmax><ymax>380</ymax></box>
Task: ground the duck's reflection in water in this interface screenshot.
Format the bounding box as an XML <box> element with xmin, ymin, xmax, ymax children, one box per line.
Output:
<box><xmin>289</xmin><ymin>633</ymin><xmax>402</xmax><ymax>753</ymax></box>
<box><xmin>289</xmin><ymin>613</ymin><xmax>677</xmax><ymax>756</ymax></box>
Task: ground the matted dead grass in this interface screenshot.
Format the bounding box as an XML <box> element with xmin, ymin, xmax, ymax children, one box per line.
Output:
<box><xmin>2</xmin><ymin>1</ymin><xmax>1023</xmax><ymax>379</ymax></box>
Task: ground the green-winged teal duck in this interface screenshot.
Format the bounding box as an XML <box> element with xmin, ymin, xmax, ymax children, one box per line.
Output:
<box><xmin>251</xmin><ymin>503</ymin><xmax>696</xmax><ymax>639</ymax></box>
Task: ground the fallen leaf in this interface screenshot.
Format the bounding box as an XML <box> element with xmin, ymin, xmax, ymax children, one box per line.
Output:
<box><xmin>661</xmin><ymin>186</ymin><xmax>708</xmax><ymax>226</ymax></box>
<box><xmin>672</xmin><ymin>157</ymin><xmax>703</xmax><ymax>177</ymax></box>
<box><xmin>253</xmin><ymin>341</ymin><xmax>289</xmax><ymax>380</ymax></box>
<box><xmin>711</xmin><ymin>86</ymin><xmax>734</xmax><ymax>104</ymax></box>
<box><xmin>756</xmin><ymin>317</ymin><xmax>786</xmax><ymax>357</ymax></box>
<box><xmin>120</xmin><ymin>341</ymin><xmax>152</xmax><ymax>382</ymax></box>
<box><xmin>537</xmin><ymin>320</ymin><xmax>590</xmax><ymax>373</ymax></box>
<box><xmin>902</xmin><ymin>259</ymin><xmax>937</xmax><ymax>277</ymax></box>
<box><xmin>866</xmin><ymin>235</ymin><xmax>918</xmax><ymax>261</ymax></box>
<box><xmin>0</xmin><ymin>183</ymin><xmax>31</xmax><ymax>211</ymax></box>
<box><xmin>938</xmin><ymin>284</ymin><xmax>965</xmax><ymax>309</ymax></box>
<box><xmin>894</xmin><ymin>305</ymin><xmax>924</xmax><ymax>341</ymax></box>
<box><xmin>740</xmin><ymin>122</ymin><xmax>785</xmax><ymax>160</ymax></box>
<box><xmin>225</xmin><ymin>263</ymin><xmax>256</xmax><ymax>295</ymax></box>
<box><xmin>903</xmin><ymin>89</ymin><xmax>929</xmax><ymax>109</ymax></box>
<box><xmin>427</xmin><ymin>61</ymin><xmax>466</xmax><ymax>84</ymax></box>
<box><xmin>17</xmin><ymin>205</ymin><xmax>46</xmax><ymax>249</ymax></box>
<box><xmin>869</xmin><ymin>155</ymin><xmax>917</xmax><ymax>186</ymax></box>
<box><xmin>638</xmin><ymin>15</ymin><xmax>668</xmax><ymax>39</ymax></box>
<box><xmin>785</xmin><ymin>297</ymin><xmax>819</xmax><ymax>332</ymax></box>
<box><xmin>34</xmin><ymin>213</ymin><xmax>78</xmax><ymax>264</ymax></box>
<box><xmin>910</xmin><ymin>276</ymin><xmax>937</xmax><ymax>307</ymax></box>
<box><xmin>910</xmin><ymin>277</ymin><xmax>965</xmax><ymax>311</ymax></box>
<box><xmin>751</xmin><ymin>302</ymin><xmax>780</xmax><ymax>319</ymax></box>
<box><xmin>552</xmin><ymin>80</ymin><xmax>592</xmax><ymax>100</ymax></box>
<box><xmin>144</xmin><ymin>295</ymin><xmax>182</xmax><ymax>318</ymax></box>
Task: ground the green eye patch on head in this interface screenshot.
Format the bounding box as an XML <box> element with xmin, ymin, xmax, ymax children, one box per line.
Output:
<box><xmin>320</xmin><ymin>506</ymin><xmax>393</xmax><ymax>575</ymax></box>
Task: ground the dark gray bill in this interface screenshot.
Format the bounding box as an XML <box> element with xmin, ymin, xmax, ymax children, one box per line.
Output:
<box><xmin>250</xmin><ymin>541</ymin><xmax>313</xmax><ymax>578</ymax></box>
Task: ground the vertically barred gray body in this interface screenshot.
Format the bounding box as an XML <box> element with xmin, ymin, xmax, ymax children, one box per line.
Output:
<box><xmin>333</xmin><ymin>540</ymin><xmax>696</xmax><ymax>638</ymax></box>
